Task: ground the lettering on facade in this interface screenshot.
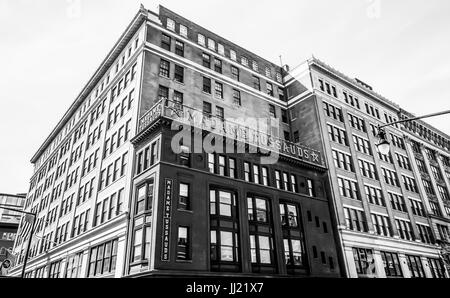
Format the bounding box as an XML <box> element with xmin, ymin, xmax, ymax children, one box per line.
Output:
<box><xmin>161</xmin><ymin>178</ymin><xmax>173</xmax><ymax>262</ymax></box>
<box><xmin>138</xmin><ymin>103</ymin><xmax>163</xmax><ymax>133</ymax></box>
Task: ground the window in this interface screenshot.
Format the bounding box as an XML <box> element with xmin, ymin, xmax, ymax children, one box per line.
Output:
<box><xmin>262</xmin><ymin>167</ymin><xmax>269</xmax><ymax>186</ymax></box>
<box><xmin>358</xmin><ymin>160</ymin><xmax>378</xmax><ymax>180</ymax></box>
<box><xmin>396</xmin><ymin>154</ymin><xmax>412</xmax><ymax>171</ymax></box>
<box><xmin>215</xmin><ymin>82</ymin><xmax>223</xmax><ymax>99</ymax></box>
<box><xmin>422</xmin><ymin>179</ymin><xmax>433</xmax><ymax>195</ymax></box>
<box><xmin>332</xmin><ymin>150</ymin><xmax>354</xmax><ymax>172</ymax></box>
<box><xmin>338</xmin><ymin>178</ymin><xmax>359</xmax><ymax>200</ymax></box>
<box><xmin>430</xmin><ymin>201</ymin><xmax>442</xmax><ymax>216</ymax></box>
<box><xmin>365</xmin><ymin>186</ymin><xmax>384</xmax><ymax>206</ymax></box>
<box><xmin>218</xmin><ymin>43</ymin><xmax>225</xmax><ymax>55</ymax></box>
<box><xmin>202</xmin><ymin>53</ymin><xmax>211</xmax><ymax>68</ymax></box>
<box><xmin>382</xmin><ymin>168</ymin><xmax>400</xmax><ymax>187</ymax></box>
<box><xmin>179</xmin><ymin>183</ymin><xmax>190</xmax><ymax>211</ymax></box>
<box><xmin>327</xmin><ymin>124</ymin><xmax>348</xmax><ymax>146</ymax></box>
<box><xmin>203</xmin><ymin>101</ymin><xmax>212</xmax><ymax>118</ymax></box>
<box><xmin>389</xmin><ymin>193</ymin><xmax>407</xmax><ymax>212</ymax></box>
<box><xmin>230</xmin><ymin>50</ymin><xmax>237</xmax><ymax>61</ymax></box>
<box><xmin>179</xmin><ymin>24</ymin><xmax>188</xmax><ymax>38</ymax></box>
<box><xmin>244</xmin><ymin>162</ymin><xmax>251</xmax><ymax>182</ymax></box>
<box><xmin>203</xmin><ymin>77</ymin><xmax>211</xmax><ymax>94</ymax></box>
<box><xmin>219</xmin><ymin>156</ymin><xmax>226</xmax><ymax>176</ymax></box>
<box><xmin>269</xmin><ymin>105</ymin><xmax>276</xmax><ymax>118</ymax></box>
<box><xmin>161</xmin><ymin>34</ymin><xmax>171</xmax><ymax>51</ymax></box>
<box><xmin>214</xmin><ymin>58</ymin><xmax>222</xmax><ymax>73</ymax></box>
<box><xmin>232</xmin><ymin>89</ymin><xmax>241</xmax><ymax>106</ymax></box>
<box><xmin>208</xmin><ymin>153</ymin><xmax>216</xmax><ymax>174</ymax></box>
<box><xmin>253</xmin><ymin>76</ymin><xmax>261</xmax><ymax>91</ymax></box>
<box><xmin>241</xmin><ymin>56</ymin><xmax>248</xmax><ymax>67</ymax></box>
<box><xmin>353</xmin><ymin>248</ymin><xmax>376</xmax><ymax>277</ymax></box>
<box><xmin>407</xmin><ymin>255</ymin><xmax>426</xmax><ymax>278</ymax></box>
<box><xmin>166</xmin><ymin>18</ymin><xmax>175</xmax><ymax>31</ymax></box>
<box><xmin>410</xmin><ymin>199</ymin><xmax>426</xmax><ymax>217</ymax></box>
<box><xmin>210</xmin><ymin>190</ymin><xmax>240</xmax><ymax>272</ymax></box>
<box><xmin>252</xmin><ymin>61</ymin><xmax>259</xmax><ymax>71</ymax></box>
<box><xmin>265</xmin><ymin>67</ymin><xmax>272</xmax><ymax>78</ymax></box>
<box><xmin>158</xmin><ymin>85</ymin><xmax>169</xmax><ymax>102</ymax></box>
<box><xmin>174</xmin><ymin>65</ymin><xmax>184</xmax><ymax>83</ymax></box>
<box><xmin>371</xmin><ymin>213</ymin><xmax>392</xmax><ymax>237</ymax></box>
<box><xmin>348</xmin><ymin>113</ymin><xmax>366</xmax><ymax>132</ymax></box>
<box><xmin>231</xmin><ymin>66</ymin><xmax>240</xmax><ymax>81</ymax></box>
<box><xmin>324</xmin><ymin>102</ymin><xmax>343</xmax><ymax>122</ymax></box>
<box><xmin>248</xmin><ymin>196</ymin><xmax>277</xmax><ymax>272</ymax></box>
<box><xmin>428</xmin><ymin>258</ymin><xmax>446</xmax><ymax>278</ymax></box>
<box><xmin>307</xmin><ymin>179</ymin><xmax>315</xmax><ymax>197</ymax></box>
<box><xmin>380</xmin><ymin>251</ymin><xmax>403</xmax><ymax>277</ymax></box>
<box><xmin>216</xmin><ymin>107</ymin><xmax>224</xmax><ymax>121</ymax></box>
<box><xmin>344</xmin><ymin>208</ymin><xmax>368</xmax><ymax>232</ymax></box>
<box><xmin>135</xmin><ymin>180</ymin><xmax>154</xmax><ymax>215</ymax></box>
<box><xmin>208</xmin><ymin>38</ymin><xmax>215</xmax><ymax>51</ymax></box>
<box><xmin>353</xmin><ymin>135</ymin><xmax>372</xmax><ymax>155</ymax></box>
<box><xmin>431</xmin><ymin>166</ymin><xmax>443</xmax><ymax>181</ymax></box>
<box><xmin>280</xmin><ymin>202</ymin><xmax>307</xmax><ymax>274</ymax></box>
<box><xmin>275</xmin><ymin>171</ymin><xmax>282</xmax><ymax>189</ymax></box>
<box><xmin>396</xmin><ymin>219</ymin><xmax>414</xmax><ymax>241</ymax></box>
<box><xmin>438</xmin><ymin>185</ymin><xmax>450</xmax><ymax>201</ymax></box>
<box><xmin>253</xmin><ymin>166</ymin><xmax>260</xmax><ymax>184</ymax></box>
<box><xmin>159</xmin><ymin>60</ymin><xmax>170</xmax><ymax>78</ymax></box>
<box><xmin>177</xmin><ymin>227</ymin><xmax>191</xmax><ymax>260</ymax></box>
<box><xmin>88</xmin><ymin>239</ymin><xmax>118</xmax><ymax>277</ymax></box>
<box><xmin>198</xmin><ymin>34</ymin><xmax>205</xmax><ymax>46</ymax></box>
<box><xmin>417</xmin><ymin>224</ymin><xmax>434</xmax><ymax>244</ymax></box>
<box><xmin>229</xmin><ymin>158</ymin><xmax>236</xmax><ymax>179</ymax></box>
<box><xmin>266</xmin><ymin>83</ymin><xmax>274</xmax><ymax>96</ymax></box>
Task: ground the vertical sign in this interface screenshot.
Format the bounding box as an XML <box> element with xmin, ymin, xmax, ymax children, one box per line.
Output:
<box><xmin>161</xmin><ymin>179</ymin><xmax>173</xmax><ymax>262</ymax></box>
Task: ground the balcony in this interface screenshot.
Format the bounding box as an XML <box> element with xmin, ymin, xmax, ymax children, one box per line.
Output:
<box><xmin>137</xmin><ymin>100</ymin><xmax>325</xmax><ymax>167</ymax></box>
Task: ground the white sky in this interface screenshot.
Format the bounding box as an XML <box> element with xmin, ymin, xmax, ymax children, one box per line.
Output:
<box><xmin>1</xmin><ymin>0</ymin><xmax>449</xmax><ymax>194</ymax></box>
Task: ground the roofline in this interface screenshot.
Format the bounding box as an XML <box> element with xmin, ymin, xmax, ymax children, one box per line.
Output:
<box><xmin>399</xmin><ymin>108</ymin><xmax>450</xmax><ymax>140</ymax></box>
<box><xmin>30</xmin><ymin>5</ymin><xmax>149</xmax><ymax>164</ymax></box>
<box><xmin>158</xmin><ymin>5</ymin><xmax>283</xmax><ymax>71</ymax></box>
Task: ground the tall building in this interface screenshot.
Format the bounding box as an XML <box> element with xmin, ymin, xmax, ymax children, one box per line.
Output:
<box><xmin>284</xmin><ymin>58</ymin><xmax>450</xmax><ymax>278</ymax></box>
<box><xmin>9</xmin><ymin>5</ymin><xmax>341</xmax><ymax>278</ymax></box>
<box><xmin>9</xmin><ymin>4</ymin><xmax>450</xmax><ymax>279</ymax></box>
<box><xmin>0</xmin><ymin>193</ymin><xmax>26</xmax><ymax>276</ymax></box>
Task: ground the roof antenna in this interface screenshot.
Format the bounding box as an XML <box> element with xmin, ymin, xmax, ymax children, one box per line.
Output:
<box><xmin>279</xmin><ymin>55</ymin><xmax>283</xmax><ymax>67</ymax></box>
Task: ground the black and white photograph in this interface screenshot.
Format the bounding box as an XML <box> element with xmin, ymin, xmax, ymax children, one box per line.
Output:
<box><xmin>0</xmin><ymin>0</ymin><xmax>449</xmax><ymax>292</ymax></box>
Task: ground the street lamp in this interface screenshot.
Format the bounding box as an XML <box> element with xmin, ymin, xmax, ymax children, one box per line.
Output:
<box><xmin>376</xmin><ymin>109</ymin><xmax>450</xmax><ymax>155</ymax></box>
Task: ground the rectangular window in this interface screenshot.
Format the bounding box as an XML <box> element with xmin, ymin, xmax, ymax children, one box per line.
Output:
<box><xmin>174</xmin><ymin>65</ymin><xmax>184</xmax><ymax>83</ymax></box>
<box><xmin>202</xmin><ymin>53</ymin><xmax>211</xmax><ymax>68</ymax></box>
<box><xmin>371</xmin><ymin>214</ymin><xmax>392</xmax><ymax>237</ymax></box>
<box><xmin>203</xmin><ymin>77</ymin><xmax>211</xmax><ymax>94</ymax></box>
<box><xmin>244</xmin><ymin>162</ymin><xmax>251</xmax><ymax>182</ymax></box>
<box><xmin>352</xmin><ymin>248</ymin><xmax>375</xmax><ymax>277</ymax></box>
<box><xmin>159</xmin><ymin>59</ymin><xmax>170</xmax><ymax>78</ymax></box>
<box><xmin>381</xmin><ymin>251</ymin><xmax>403</xmax><ymax>277</ymax></box>
<box><xmin>198</xmin><ymin>34</ymin><xmax>205</xmax><ymax>46</ymax></box>
<box><xmin>214</xmin><ymin>58</ymin><xmax>222</xmax><ymax>73</ymax></box>
<box><xmin>219</xmin><ymin>156</ymin><xmax>226</xmax><ymax>176</ymax></box>
<box><xmin>177</xmin><ymin>227</ymin><xmax>191</xmax><ymax>260</ymax></box>
<box><xmin>179</xmin><ymin>25</ymin><xmax>188</xmax><ymax>38</ymax></box>
<box><xmin>253</xmin><ymin>76</ymin><xmax>261</xmax><ymax>90</ymax></box>
<box><xmin>161</xmin><ymin>34</ymin><xmax>171</xmax><ymax>51</ymax></box>
<box><xmin>344</xmin><ymin>208</ymin><xmax>368</xmax><ymax>232</ymax></box>
<box><xmin>208</xmin><ymin>153</ymin><xmax>215</xmax><ymax>174</ymax></box>
<box><xmin>179</xmin><ymin>183</ymin><xmax>190</xmax><ymax>211</ymax></box>
<box><xmin>231</xmin><ymin>66</ymin><xmax>240</xmax><ymax>81</ymax></box>
<box><xmin>215</xmin><ymin>82</ymin><xmax>223</xmax><ymax>99</ymax></box>
<box><xmin>203</xmin><ymin>101</ymin><xmax>212</xmax><ymax>117</ymax></box>
<box><xmin>269</xmin><ymin>105</ymin><xmax>276</xmax><ymax>118</ymax></box>
<box><xmin>229</xmin><ymin>158</ymin><xmax>236</xmax><ymax>179</ymax></box>
<box><xmin>158</xmin><ymin>85</ymin><xmax>169</xmax><ymax>102</ymax></box>
<box><xmin>232</xmin><ymin>89</ymin><xmax>241</xmax><ymax>106</ymax></box>
<box><xmin>216</xmin><ymin>107</ymin><xmax>224</xmax><ymax>120</ymax></box>
<box><xmin>267</xmin><ymin>83</ymin><xmax>274</xmax><ymax>96</ymax></box>
<box><xmin>175</xmin><ymin>40</ymin><xmax>184</xmax><ymax>57</ymax></box>
<box><xmin>407</xmin><ymin>255</ymin><xmax>426</xmax><ymax>278</ymax></box>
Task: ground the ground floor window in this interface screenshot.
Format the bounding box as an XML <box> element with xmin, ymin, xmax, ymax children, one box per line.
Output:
<box><xmin>380</xmin><ymin>251</ymin><xmax>403</xmax><ymax>277</ymax></box>
<box><xmin>353</xmin><ymin>248</ymin><xmax>376</xmax><ymax>277</ymax></box>
<box><xmin>406</xmin><ymin>255</ymin><xmax>426</xmax><ymax>278</ymax></box>
<box><xmin>88</xmin><ymin>239</ymin><xmax>118</xmax><ymax>277</ymax></box>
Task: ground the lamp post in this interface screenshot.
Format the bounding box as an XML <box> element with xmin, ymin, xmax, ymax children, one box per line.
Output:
<box><xmin>375</xmin><ymin>109</ymin><xmax>450</xmax><ymax>155</ymax></box>
<box><xmin>0</xmin><ymin>204</ymin><xmax>36</xmax><ymax>278</ymax></box>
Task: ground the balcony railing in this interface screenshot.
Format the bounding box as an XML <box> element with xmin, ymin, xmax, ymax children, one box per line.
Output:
<box><xmin>138</xmin><ymin>99</ymin><xmax>324</xmax><ymax>167</ymax></box>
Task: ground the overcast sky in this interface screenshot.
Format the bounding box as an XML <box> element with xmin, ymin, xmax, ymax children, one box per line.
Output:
<box><xmin>1</xmin><ymin>0</ymin><xmax>449</xmax><ymax>194</ymax></box>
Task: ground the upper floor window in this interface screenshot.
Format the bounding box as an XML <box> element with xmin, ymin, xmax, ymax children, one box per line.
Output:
<box><xmin>208</xmin><ymin>38</ymin><xmax>216</xmax><ymax>51</ymax></box>
<box><xmin>198</xmin><ymin>34</ymin><xmax>206</xmax><ymax>46</ymax></box>
<box><xmin>230</xmin><ymin>50</ymin><xmax>237</xmax><ymax>61</ymax></box>
<box><xmin>179</xmin><ymin>24</ymin><xmax>188</xmax><ymax>38</ymax></box>
<box><xmin>166</xmin><ymin>18</ymin><xmax>175</xmax><ymax>31</ymax></box>
<box><xmin>161</xmin><ymin>34</ymin><xmax>171</xmax><ymax>51</ymax></box>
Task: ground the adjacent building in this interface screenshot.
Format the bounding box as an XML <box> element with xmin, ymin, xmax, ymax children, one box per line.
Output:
<box><xmin>284</xmin><ymin>58</ymin><xmax>450</xmax><ymax>278</ymax></box>
<box><xmin>9</xmin><ymin>4</ymin><xmax>450</xmax><ymax>279</ymax></box>
<box><xmin>0</xmin><ymin>193</ymin><xmax>26</xmax><ymax>276</ymax></box>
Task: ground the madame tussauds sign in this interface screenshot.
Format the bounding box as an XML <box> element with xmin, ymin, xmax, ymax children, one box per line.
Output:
<box><xmin>164</xmin><ymin>104</ymin><xmax>323</xmax><ymax>166</ymax></box>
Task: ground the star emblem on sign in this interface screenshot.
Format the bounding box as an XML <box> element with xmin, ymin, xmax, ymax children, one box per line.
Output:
<box><xmin>311</xmin><ymin>152</ymin><xmax>319</xmax><ymax>162</ymax></box>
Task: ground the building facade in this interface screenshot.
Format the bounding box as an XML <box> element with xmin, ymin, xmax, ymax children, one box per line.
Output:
<box><xmin>9</xmin><ymin>5</ymin><xmax>341</xmax><ymax>278</ymax></box>
<box><xmin>0</xmin><ymin>193</ymin><xmax>26</xmax><ymax>276</ymax></box>
<box><xmin>283</xmin><ymin>58</ymin><xmax>450</xmax><ymax>278</ymax></box>
<box><xmin>9</xmin><ymin>5</ymin><xmax>449</xmax><ymax>279</ymax></box>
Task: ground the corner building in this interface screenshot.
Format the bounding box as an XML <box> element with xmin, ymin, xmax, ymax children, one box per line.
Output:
<box><xmin>10</xmin><ymin>5</ymin><xmax>341</xmax><ymax>278</ymax></box>
<box><xmin>285</xmin><ymin>59</ymin><xmax>450</xmax><ymax>278</ymax></box>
